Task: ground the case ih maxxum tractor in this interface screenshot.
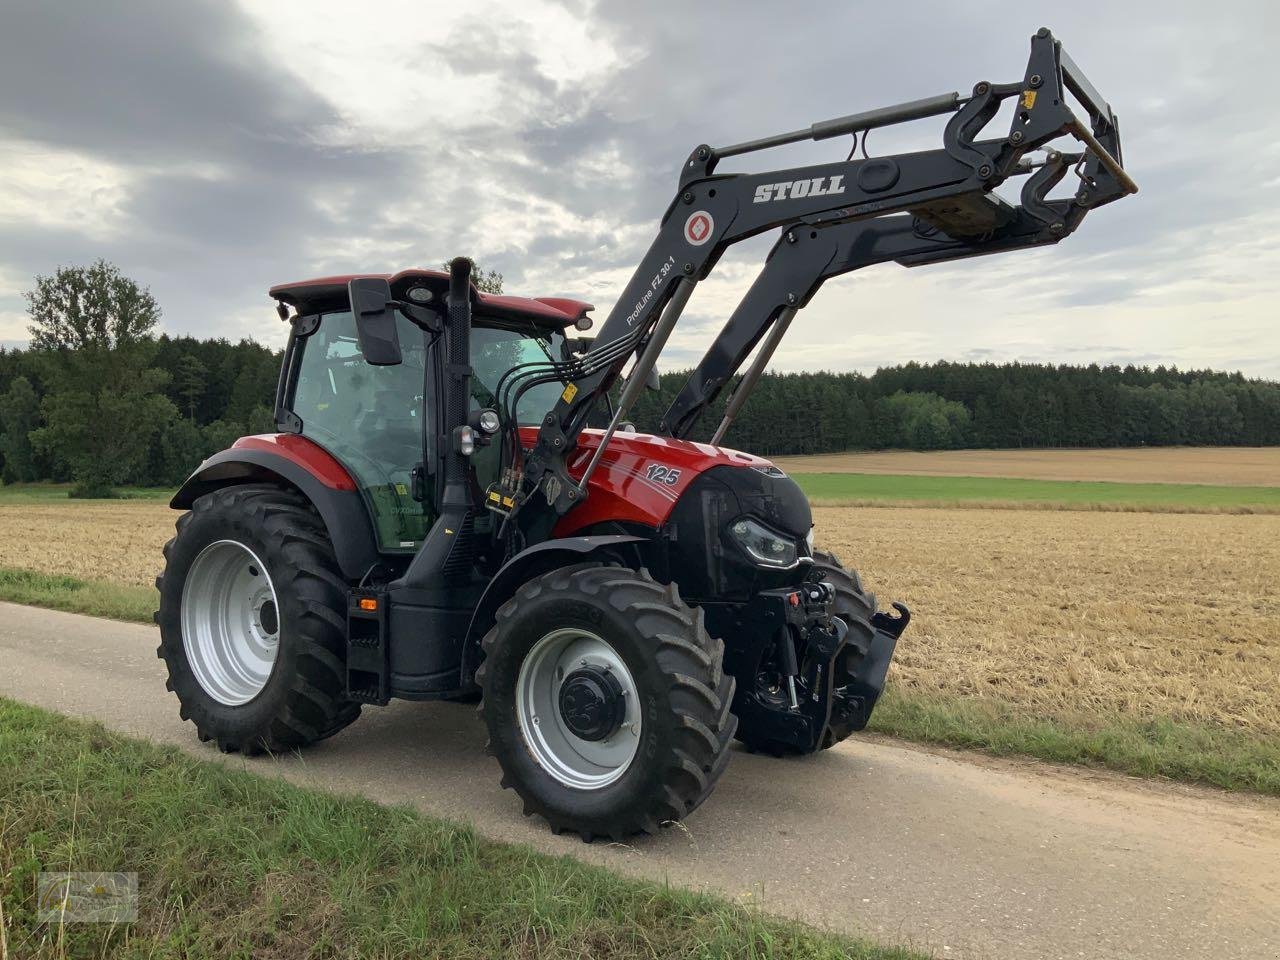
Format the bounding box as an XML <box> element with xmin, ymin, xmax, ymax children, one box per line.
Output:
<box><xmin>158</xmin><ymin>31</ymin><xmax>1134</xmax><ymax>840</ymax></box>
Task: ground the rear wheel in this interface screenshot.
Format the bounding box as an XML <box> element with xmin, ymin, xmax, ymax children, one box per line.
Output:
<box><xmin>477</xmin><ymin>566</ymin><xmax>736</xmax><ymax>841</ymax></box>
<box><xmin>156</xmin><ymin>484</ymin><xmax>360</xmax><ymax>754</ymax></box>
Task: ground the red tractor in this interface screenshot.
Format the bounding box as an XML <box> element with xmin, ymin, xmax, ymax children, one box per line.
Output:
<box><xmin>157</xmin><ymin>30</ymin><xmax>1134</xmax><ymax>840</ymax></box>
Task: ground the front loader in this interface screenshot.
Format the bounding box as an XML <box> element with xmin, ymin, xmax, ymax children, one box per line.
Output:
<box><xmin>156</xmin><ymin>29</ymin><xmax>1135</xmax><ymax>840</ymax></box>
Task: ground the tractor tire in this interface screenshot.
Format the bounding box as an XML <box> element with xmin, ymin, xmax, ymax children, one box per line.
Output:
<box><xmin>735</xmin><ymin>548</ymin><xmax>878</xmax><ymax>757</ymax></box>
<box><xmin>811</xmin><ymin>548</ymin><xmax>877</xmax><ymax>627</ymax></box>
<box><xmin>477</xmin><ymin>565</ymin><xmax>736</xmax><ymax>841</ymax></box>
<box><xmin>155</xmin><ymin>484</ymin><xmax>360</xmax><ymax>754</ymax></box>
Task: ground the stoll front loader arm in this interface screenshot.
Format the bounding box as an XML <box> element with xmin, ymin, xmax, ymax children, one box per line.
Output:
<box><xmin>660</xmin><ymin>136</ymin><xmax>1134</xmax><ymax>441</ymax></box>
<box><xmin>493</xmin><ymin>28</ymin><xmax>1135</xmax><ymax>542</ymax></box>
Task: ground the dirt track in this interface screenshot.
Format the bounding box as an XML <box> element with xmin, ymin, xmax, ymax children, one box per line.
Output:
<box><xmin>2</xmin><ymin>602</ymin><xmax>1277</xmax><ymax>960</ymax></box>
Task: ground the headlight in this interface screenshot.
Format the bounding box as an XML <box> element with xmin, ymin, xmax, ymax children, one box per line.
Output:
<box><xmin>729</xmin><ymin>518</ymin><xmax>799</xmax><ymax>568</ymax></box>
<box><xmin>805</xmin><ymin>527</ymin><xmax>815</xmax><ymax>555</ymax></box>
<box><xmin>477</xmin><ymin>409</ymin><xmax>500</xmax><ymax>434</ymax></box>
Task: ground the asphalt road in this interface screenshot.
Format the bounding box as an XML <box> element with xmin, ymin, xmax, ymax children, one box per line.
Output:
<box><xmin>2</xmin><ymin>602</ymin><xmax>1277</xmax><ymax>960</ymax></box>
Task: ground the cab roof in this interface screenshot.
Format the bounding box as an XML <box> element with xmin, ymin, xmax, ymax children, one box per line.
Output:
<box><xmin>269</xmin><ymin>269</ymin><xmax>593</xmax><ymax>328</ymax></box>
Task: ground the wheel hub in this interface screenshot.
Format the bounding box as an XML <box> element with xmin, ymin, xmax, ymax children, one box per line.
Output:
<box><xmin>180</xmin><ymin>540</ymin><xmax>281</xmax><ymax>706</ymax></box>
<box><xmin>515</xmin><ymin>628</ymin><xmax>641</xmax><ymax>790</ymax></box>
<box><xmin>558</xmin><ymin>666</ymin><xmax>625</xmax><ymax>741</ymax></box>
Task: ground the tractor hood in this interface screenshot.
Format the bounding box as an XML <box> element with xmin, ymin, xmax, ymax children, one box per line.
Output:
<box><xmin>513</xmin><ymin>426</ymin><xmax>787</xmax><ymax>536</ymax></box>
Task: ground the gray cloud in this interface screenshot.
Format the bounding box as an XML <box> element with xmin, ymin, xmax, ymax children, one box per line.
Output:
<box><xmin>0</xmin><ymin>0</ymin><xmax>416</xmax><ymax>342</ymax></box>
<box><xmin>0</xmin><ymin>0</ymin><xmax>1276</xmax><ymax>378</ymax></box>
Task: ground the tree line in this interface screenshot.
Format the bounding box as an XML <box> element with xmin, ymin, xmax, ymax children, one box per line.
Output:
<box><xmin>628</xmin><ymin>361</ymin><xmax>1280</xmax><ymax>455</ymax></box>
<box><xmin>2</xmin><ymin>261</ymin><xmax>1277</xmax><ymax>495</ymax></box>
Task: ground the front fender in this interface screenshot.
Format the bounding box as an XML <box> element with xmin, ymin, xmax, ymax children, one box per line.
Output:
<box><xmin>171</xmin><ymin>435</ymin><xmax>379</xmax><ymax>582</ymax></box>
<box><xmin>460</xmin><ymin>534</ymin><xmax>649</xmax><ymax>684</ymax></box>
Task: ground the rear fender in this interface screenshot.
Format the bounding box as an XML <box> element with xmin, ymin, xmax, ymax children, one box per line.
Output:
<box><xmin>171</xmin><ymin>436</ymin><xmax>379</xmax><ymax>582</ymax></box>
<box><xmin>460</xmin><ymin>534</ymin><xmax>649</xmax><ymax>684</ymax></box>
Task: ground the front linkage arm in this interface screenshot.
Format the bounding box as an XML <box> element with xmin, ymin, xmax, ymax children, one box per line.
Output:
<box><xmin>513</xmin><ymin>28</ymin><xmax>1134</xmax><ymax>534</ymax></box>
<box><xmin>660</xmin><ymin>141</ymin><xmax>1128</xmax><ymax>441</ymax></box>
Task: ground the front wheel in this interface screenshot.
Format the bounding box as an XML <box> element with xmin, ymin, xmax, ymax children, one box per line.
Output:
<box><xmin>477</xmin><ymin>566</ymin><xmax>736</xmax><ymax>841</ymax></box>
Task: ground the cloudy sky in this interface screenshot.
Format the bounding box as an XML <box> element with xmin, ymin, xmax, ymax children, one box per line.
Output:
<box><xmin>1</xmin><ymin>1</ymin><xmax>1276</xmax><ymax>377</ymax></box>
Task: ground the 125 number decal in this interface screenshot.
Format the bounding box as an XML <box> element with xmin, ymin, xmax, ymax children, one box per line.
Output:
<box><xmin>645</xmin><ymin>464</ymin><xmax>681</xmax><ymax>486</ymax></box>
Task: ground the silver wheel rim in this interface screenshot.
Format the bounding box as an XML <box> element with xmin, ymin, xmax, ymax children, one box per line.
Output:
<box><xmin>181</xmin><ymin>540</ymin><xmax>281</xmax><ymax>706</ymax></box>
<box><xmin>516</xmin><ymin>628</ymin><xmax>641</xmax><ymax>790</ymax></box>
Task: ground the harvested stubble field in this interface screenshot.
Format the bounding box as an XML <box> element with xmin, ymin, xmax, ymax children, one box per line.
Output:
<box><xmin>0</xmin><ymin>500</ymin><xmax>174</xmax><ymax>588</ymax></box>
<box><xmin>815</xmin><ymin>507</ymin><xmax>1279</xmax><ymax>737</ymax></box>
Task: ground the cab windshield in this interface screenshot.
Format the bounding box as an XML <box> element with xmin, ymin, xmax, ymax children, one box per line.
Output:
<box><xmin>288</xmin><ymin>314</ymin><xmax>567</xmax><ymax>553</ymax></box>
<box><xmin>470</xmin><ymin>324</ymin><xmax>565</xmax><ymax>425</ymax></box>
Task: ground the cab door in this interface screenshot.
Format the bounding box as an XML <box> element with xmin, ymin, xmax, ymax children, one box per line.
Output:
<box><xmin>289</xmin><ymin>309</ymin><xmax>432</xmax><ymax>553</ymax></box>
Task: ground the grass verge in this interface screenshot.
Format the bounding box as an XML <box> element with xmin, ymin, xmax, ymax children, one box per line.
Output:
<box><xmin>0</xmin><ymin>567</ymin><xmax>155</xmax><ymax>623</ymax></box>
<box><xmin>868</xmin><ymin>688</ymin><xmax>1280</xmax><ymax>795</ymax></box>
<box><xmin>792</xmin><ymin>473</ymin><xmax>1280</xmax><ymax>512</ymax></box>
<box><xmin>0</xmin><ymin>698</ymin><xmax>919</xmax><ymax>960</ymax></box>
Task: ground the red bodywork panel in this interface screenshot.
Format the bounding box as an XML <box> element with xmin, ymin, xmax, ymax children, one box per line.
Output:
<box><xmin>232</xmin><ymin>430</ymin><xmax>773</xmax><ymax>539</ymax></box>
<box><xmin>232</xmin><ymin>435</ymin><xmax>357</xmax><ymax>491</ymax></box>
<box><xmin>527</xmin><ymin>427</ymin><xmax>776</xmax><ymax>537</ymax></box>
<box><xmin>270</xmin><ymin>269</ymin><xmax>593</xmax><ymax>327</ymax></box>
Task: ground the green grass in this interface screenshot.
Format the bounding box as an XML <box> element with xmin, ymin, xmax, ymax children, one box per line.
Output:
<box><xmin>0</xmin><ymin>699</ymin><xmax>921</xmax><ymax>960</ymax></box>
<box><xmin>868</xmin><ymin>688</ymin><xmax>1280</xmax><ymax>795</ymax></box>
<box><xmin>0</xmin><ymin>567</ymin><xmax>156</xmax><ymax>623</ymax></box>
<box><xmin>0</xmin><ymin>482</ymin><xmax>173</xmax><ymax>503</ymax></box>
<box><xmin>792</xmin><ymin>473</ymin><xmax>1280</xmax><ymax>512</ymax></box>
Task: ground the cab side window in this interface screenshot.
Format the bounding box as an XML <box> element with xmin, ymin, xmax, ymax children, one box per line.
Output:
<box><xmin>291</xmin><ymin>310</ymin><xmax>430</xmax><ymax>551</ymax></box>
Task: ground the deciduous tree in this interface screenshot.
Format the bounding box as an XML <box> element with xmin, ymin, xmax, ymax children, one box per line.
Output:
<box><xmin>24</xmin><ymin>260</ymin><xmax>176</xmax><ymax>496</ymax></box>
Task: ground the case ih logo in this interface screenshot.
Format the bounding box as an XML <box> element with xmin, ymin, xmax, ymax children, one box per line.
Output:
<box><xmin>752</xmin><ymin>175</ymin><xmax>846</xmax><ymax>203</ymax></box>
<box><xmin>684</xmin><ymin>211</ymin><xmax>714</xmax><ymax>246</ymax></box>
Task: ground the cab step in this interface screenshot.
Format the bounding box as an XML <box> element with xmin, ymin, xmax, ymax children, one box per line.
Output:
<box><xmin>346</xmin><ymin>588</ymin><xmax>390</xmax><ymax>705</ymax></box>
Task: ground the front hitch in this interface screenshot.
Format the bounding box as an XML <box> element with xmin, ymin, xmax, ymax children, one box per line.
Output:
<box><xmin>707</xmin><ymin>587</ymin><xmax>911</xmax><ymax>754</ymax></box>
<box><xmin>872</xmin><ymin>601</ymin><xmax>911</xmax><ymax>639</ymax></box>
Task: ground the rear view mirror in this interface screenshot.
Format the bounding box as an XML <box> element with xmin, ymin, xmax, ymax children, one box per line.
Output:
<box><xmin>348</xmin><ymin>277</ymin><xmax>403</xmax><ymax>366</ymax></box>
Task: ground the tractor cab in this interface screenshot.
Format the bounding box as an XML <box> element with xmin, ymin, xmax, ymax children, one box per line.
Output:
<box><xmin>268</xmin><ymin>270</ymin><xmax>592</xmax><ymax>555</ymax></box>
